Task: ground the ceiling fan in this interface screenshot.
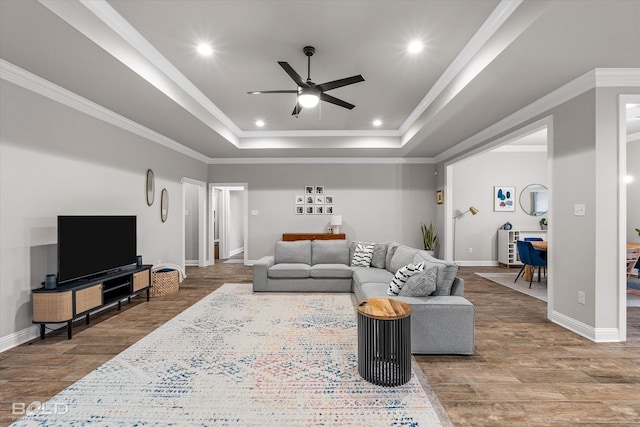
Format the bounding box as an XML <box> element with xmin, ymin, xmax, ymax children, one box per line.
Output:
<box><xmin>247</xmin><ymin>46</ymin><xmax>365</xmax><ymax>115</ymax></box>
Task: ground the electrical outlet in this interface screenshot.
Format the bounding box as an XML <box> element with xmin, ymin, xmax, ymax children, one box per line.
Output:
<box><xmin>468</xmin><ymin>247</ymin><xmax>473</xmax><ymax>253</ymax></box>
<box><xmin>574</xmin><ymin>204</ymin><xmax>586</xmax><ymax>216</ymax></box>
<box><xmin>578</xmin><ymin>291</ymin><xmax>586</xmax><ymax>304</ymax></box>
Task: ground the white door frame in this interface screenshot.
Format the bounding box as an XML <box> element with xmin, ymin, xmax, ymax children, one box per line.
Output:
<box><xmin>182</xmin><ymin>178</ymin><xmax>207</xmax><ymax>267</ymax></box>
<box><xmin>209</xmin><ymin>183</ymin><xmax>248</xmax><ymax>265</ymax></box>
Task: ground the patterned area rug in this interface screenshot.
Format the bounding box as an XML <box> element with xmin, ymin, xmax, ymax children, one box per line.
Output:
<box><xmin>13</xmin><ymin>284</ymin><xmax>447</xmax><ymax>426</ymax></box>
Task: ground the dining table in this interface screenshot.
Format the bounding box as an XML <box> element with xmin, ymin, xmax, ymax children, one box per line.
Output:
<box><xmin>523</xmin><ymin>240</ymin><xmax>548</xmax><ymax>282</ymax></box>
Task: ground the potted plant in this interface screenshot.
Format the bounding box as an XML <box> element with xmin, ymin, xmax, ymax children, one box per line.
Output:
<box><xmin>421</xmin><ymin>222</ymin><xmax>437</xmax><ymax>256</ymax></box>
<box><xmin>540</xmin><ymin>217</ymin><xmax>548</xmax><ymax>230</ymax></box>
<box><xmin>636</xmin><ymin>228</ymin><xmax>640</xmax><ymax>236</ymax></box>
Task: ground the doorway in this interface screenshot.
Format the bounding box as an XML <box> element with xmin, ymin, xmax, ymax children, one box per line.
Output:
<box><xmin>209</xmin><ymin>183</ymin><xmax>248</xmax><ymax>265</ymax></box>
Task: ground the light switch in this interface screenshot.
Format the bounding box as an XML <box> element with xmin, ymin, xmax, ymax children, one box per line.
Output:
<box><xmin>574</xmin><ymin>204</ymin><xmax>586</xmax><ymax>216</ymax></box>
<box><xmin>251</xmin><ymin>210</ymin><xmax>259</xmax><ymax>216</ymax></box>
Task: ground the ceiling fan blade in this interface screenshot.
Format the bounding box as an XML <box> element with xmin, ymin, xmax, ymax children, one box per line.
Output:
<box><xmin>278</xmin><ymin>62</ymin><xmax>309</xmax><ymax>88</ymax></box>
<box><xmin>320</xmin><ymin>93</ymin><xmax>355</xmax><ymax>110</ymax></box>
<box><xmin>291</xmin><ymin>102</ymin><xmax>303</xmax><ymax>115</ymax></box>
<box><xmin>247</xmin><ymin>90</ymin><xmax>298</xmax><ymax>94</ymax></box>
<box><xmin>316</xmin><ymin>75</ymin><xmax>364</xmax><ymax>92</ymax></box>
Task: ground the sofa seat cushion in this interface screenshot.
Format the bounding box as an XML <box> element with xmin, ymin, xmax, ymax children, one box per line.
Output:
<box><xmin>352</xmin><ymin>266</ymin><xmax>393</xmax><ymax>285</ymax></box>
<box><xmin>275</xmin><ymin>240</ymin><xmax>311</xmax><ymax>265</ymax></box>
<box><xmin>311</xmin><ymin>240</ymin><xmax>350</xmax><ymax>265</ymax></box>
<box><xmin>310</xmin><ymin>264</ymin><xmax>353</xmax><ymax>279</ymax></box>
<box><xmin>268</xmin><ymin>263</ymin><xmax>310</xmax><ymax>279</ymax></box>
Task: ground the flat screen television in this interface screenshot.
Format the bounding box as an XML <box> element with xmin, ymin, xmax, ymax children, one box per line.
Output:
<box><xmin>57</xmin><ymin>215</ymin><xmax>137</xmax><ymax>284</ymax></box>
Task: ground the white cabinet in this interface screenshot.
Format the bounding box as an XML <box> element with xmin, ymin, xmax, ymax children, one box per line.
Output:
<box><xmin>498</xmin><ymin>229</ymin><xmax>547</xmax><ymax>267</ymax></box>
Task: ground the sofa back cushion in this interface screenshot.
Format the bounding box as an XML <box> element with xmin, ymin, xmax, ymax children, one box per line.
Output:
<box><xmin>389</xmin><ymin>245</ymin><xmax>421</xmax><ymax>273</ymax></box>
<box><xmin>385</xmin><ymin>242</ymin><xmax>401</xmax><ymax>272</ymax></box>
<box><xmin>275</xmin><ymin>240</ymin><xmax>311</xmax><ymax>265</ymax></box>
<box><xmin>413</xmin><ymin>251</ymin><xmax>459</xmax><ymax>295</ymax></box>
<box><xmin>311</xmin><ymin>240</ymin><xmax>349</xmax><ymax>265</ymax></box>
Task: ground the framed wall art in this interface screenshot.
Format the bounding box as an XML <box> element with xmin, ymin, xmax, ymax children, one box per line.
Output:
<box><xmin>436</xmin><ymin>189</ymin><xmax>444</xmax><ymax>205</ymax></box>
<box><xmin>494</xmin><ymin>186</ymin><xmax>515</xmax><ymax>212</ymax></box>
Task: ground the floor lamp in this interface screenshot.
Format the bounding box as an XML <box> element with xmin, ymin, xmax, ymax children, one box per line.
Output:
<box><xmin>452</xmin><ymin>206</ymin><xmax>479</xmax><ymax>261</ymax></box>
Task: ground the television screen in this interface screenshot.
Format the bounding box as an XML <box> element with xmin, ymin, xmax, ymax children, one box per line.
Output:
<box><xmin>57</xmin><ymin>216</ymin><xmax>137</xmax><ymax>284</ymax></box>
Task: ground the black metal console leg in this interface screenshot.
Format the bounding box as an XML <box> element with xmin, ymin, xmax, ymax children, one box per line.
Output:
<box><xmin>40</xmin><ymin>324</ymin><xmax>45</xmax><ymax>340</ymax></box>
<box><xmin>67</xmin><ymin>321</ymin><xmax>73</xmax><ymax>339</ymax></box>
<box><xmin>86</xmin><ymin>313</ymin><xmax>90</xmax><ymax>325</ymax></box>
<box><xmin>146</xmin><ymin>288</ymin><xmax>150</xmax><ymax>302</ymax></box>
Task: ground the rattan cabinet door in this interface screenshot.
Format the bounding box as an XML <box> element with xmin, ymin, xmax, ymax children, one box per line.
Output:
<box><xmin>33</xmin><ymin>291</ymin><xmax>73</xmax><ymax>323</ymax></box>
<box><xmin>75</xmin><ymin>284</ymin><xmax>102</xmax><ymax>314</ymax></box>
<box><xmin>133</xmin><ymin>270</ymin><xmax>150</xmax><ymax>292</ymax></box>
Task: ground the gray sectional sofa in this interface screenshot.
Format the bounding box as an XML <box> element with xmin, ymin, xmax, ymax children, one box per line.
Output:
<box><xmin>253</xmin><ymin>239</ymin><xmax>475</xmax><ymax>355</ymax></box>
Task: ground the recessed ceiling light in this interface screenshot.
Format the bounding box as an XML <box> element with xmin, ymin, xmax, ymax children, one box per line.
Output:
<box><xmin>196</xmin><ymin>43</ymin><xmax>213</xmax><ymax>56</ymax></box>
<box><xmin>407</xmin><ymin>40</ymin><xmax>423</xmax><ymax>54</ymax></box>
<box><xmin>255</xmin><ymin>120</ymin><xmax>265</xmax><ymax>127</ymax></box>
<box><xmin>372</xmin><ymin>119</ymin><xmax>382</xmax><ymax>127</ymax></box>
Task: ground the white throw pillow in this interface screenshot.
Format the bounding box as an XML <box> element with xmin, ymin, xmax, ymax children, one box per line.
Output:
<box><xmin>351</xmin><ymin>243</ymin><xmax>375</xmax><ymax>267</ymax></box>
<box><xmin>387</xmin><ymin>261</ymin><xmax>425</xmax><ymax>295</ymax></box>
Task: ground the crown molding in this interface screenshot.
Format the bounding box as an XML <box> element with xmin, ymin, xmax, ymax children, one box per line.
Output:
<box><xmin>0</xmin><ymin>59</ymin><xmax>210</xmax><ymax>163</ymax></box>
<box><xmin>238</xmin><ymin>129</ymin><xmax>402</xmax><ymax>138</ymax></box>
<box><xmin>398</xmin><ymin>0</ymin><xmax>523</xmax><ymax>135</ymax></box>
<box><xmin>435</xmin><ymin>68</ymin><xmax>640</xmax><ymax>163</ymax></box>
<box><xmin>207</xmin><ymin>157</ymin><xmax>435</xmax><ymax>165</ymax></box>
<box><xmin>490</xmin><ymin>144</ymin><xmax>547</xmax><ymax>153</ymax></box>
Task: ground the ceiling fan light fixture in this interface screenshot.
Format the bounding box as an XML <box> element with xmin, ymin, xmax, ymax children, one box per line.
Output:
<box><xmin>298</xmin><ymin>89</ymin><xmax>320</xmax><ymax>108</ymax></box>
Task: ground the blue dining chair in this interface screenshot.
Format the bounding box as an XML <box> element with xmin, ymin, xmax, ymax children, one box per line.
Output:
<box><xmin>515</xmin><ymin>240</ymin><xmax>547</xmax><ymax>288</ymax></box>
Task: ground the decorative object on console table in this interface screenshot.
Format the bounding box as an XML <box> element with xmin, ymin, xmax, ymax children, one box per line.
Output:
<box><xmin>330</xmin><ymin>215</ymin><xmax>342</xmax><ymax>234</ymax></box>
<box><xmin>282</xmin><ymin>233</ymin><xmax>345</xmax><ymax>241</ymax></box>
<box><xmin>44</xmin><ymin>274</ymin><xmax>57</xmax><ymax>289</ymax></box>
<box><xmin>494</xmin><ymin>186</ymin><xmax>515</xmax><ymax>212</ymax></box>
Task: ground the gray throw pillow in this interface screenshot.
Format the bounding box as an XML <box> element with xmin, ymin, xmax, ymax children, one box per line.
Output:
<box><xmin>387</xmin><ymin>261</ymin><xmax>425</xmax><ymax>295</ymax></box>
<box><xmin>399</xmin><ymin>266</ymin><xmax>438</xmax><ymax>297</ymax></box>
<box><xmin>413</xmin><ymin>252</ymin><xmax>458</xmax><ymax>295</ymax></box>
<box><xmin>371</xmin><ymin>244</ymin><xmax>388</xmax><ymax>269</ymax></box>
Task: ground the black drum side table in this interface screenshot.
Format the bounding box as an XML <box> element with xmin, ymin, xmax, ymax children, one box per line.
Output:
<box><xmin>357</xmin><ymin>298</ymin><xmax>412</xmax><ymax>386</ymax></box>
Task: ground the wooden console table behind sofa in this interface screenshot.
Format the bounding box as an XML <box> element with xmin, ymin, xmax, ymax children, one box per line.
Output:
<box><xmin>282</xmin><ymin>233</ymin><xmax>345</xmax><ymax>241</ymax></box>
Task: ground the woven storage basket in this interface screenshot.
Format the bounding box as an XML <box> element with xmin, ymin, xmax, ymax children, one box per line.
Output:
<box><xmin>151</xmin><ymin>269</ymin><xmax>179</xmax><ymax>297</ymax></box>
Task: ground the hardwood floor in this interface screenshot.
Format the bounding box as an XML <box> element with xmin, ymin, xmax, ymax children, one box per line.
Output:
<box><xmin>1</xmin><ymin>264</ymin><xmax>638</xmax><ymax>426</ymax></box>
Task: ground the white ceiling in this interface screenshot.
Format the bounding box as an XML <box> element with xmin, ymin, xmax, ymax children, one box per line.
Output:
<box><xmin>1</xmin><ymin>0</ymin><xmax>639</xmax><ymax>161</ymax></box>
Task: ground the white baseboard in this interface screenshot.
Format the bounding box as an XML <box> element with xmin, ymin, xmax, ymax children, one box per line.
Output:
<box><xmin>229</xmin><ymin>247</ymin><xmax>244</xmax><ymax>257</ymax></box>
<box><xmin>455</xmin><ymin>260</ymin><xmax>499</xmax><ymax>267</ymax></box>
<box><xmin>550</xmin><ymin>310</ymin><xmax>621</xmax><ymax>342</ymax></box>
<box><xmin>185</xmin><ymin>259</ymin><xmax>199</xmax><ymax>266</ymax></box>
<box><xmin>0</xmin><ymin>325</ymin><xmax>40</xmax><ymax>352</ymax></box>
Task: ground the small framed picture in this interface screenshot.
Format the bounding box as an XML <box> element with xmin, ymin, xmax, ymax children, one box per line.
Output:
<box><xmin>315</xmin><ymin>186</ymin><xmax>324</xmax><ymax>194</ymax></box>
<box><xmin>324</xmin><ymin>195</ymin><xmax>334</xmax><ymax>204</ymax></box>
<box><xmin>295</xmin><ymin>206</ymin><xmax>304</xmax><ymax>215</ymax></box>
<box><xmin>305</xmin><ymin>195</ymin><xmax>314</xmax><ymax>204</ymax></box>
<box><xmin>436</xmin><ymin>190</ymin><xmax>444</xmax><ymax>205</ymax></box>
<box><xmin>494</xmin><ymin>186</ymin><xmax>515</xmax><ymax>212</ymax></box>
<box><xmin>305</xmin><ymin>186</ymin><xmax>314</xmax><ymax>194</ymax></box>
<box><xmin>315</xmin><ymin>195</ymin><xmax>325</xmax><ymax>204</ymax></box>
<box><xmin>325</xmin><ymin>205</ymin><xmax>334</xmax><ymax>214</ymax></box>
<box><xmin>295</xmin><ymin>195</ymin><xmax>304</xmax><ymax>205</ymax></box>
<box><xmin>305</xmin><ymin>205</ymin><xmax>314</xmax><ymax>215</ymax></box>
<box><xmin>315</xmin><ymin>205</ymin><xmax>324</xmax><ymax>214</ymax></box>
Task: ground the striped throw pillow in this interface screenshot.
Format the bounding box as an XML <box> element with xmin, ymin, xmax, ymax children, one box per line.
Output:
<box><xmin>351</xmin><ymin>243</ymin><xmax>375</xmax><ymax>267</ymax></box>
<box><xmin>387</xmin><ymin>261</ymin><xmax>425</xmax><ymax>295</ymax></box>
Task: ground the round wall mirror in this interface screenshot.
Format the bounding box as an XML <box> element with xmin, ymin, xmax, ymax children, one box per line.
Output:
<box><xmin>146</xmin><ymin>169</ymin><xmax>155</xmax><ymax>206</ymax></box>
<box><xmin>519</xmin><ymin>184</ymin><xmax>548</xmax><ymax>216</ymax></box>
<box><xmin>160</xmin><ymin>188</ymin><xmax>169</xmax><ymax>222</ymax></box>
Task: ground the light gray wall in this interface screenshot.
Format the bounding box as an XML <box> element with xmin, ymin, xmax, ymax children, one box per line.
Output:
<box><xmin>628</xmin><ymin>139</ymin><xmax>640</xmax><ymax>243</ymax></box>
<box><xmin>208</xmin><ymin>163</ymin><xmax>437</xmax><ymax>260</ymax></box>
<box><xmin>0</xmin><ymin>81</ymin><xmax>208</xmax><ymax>343</ymax></box>
<box><xmin>452</xmin><ymin>150</ymin><xmax>548</xmax><ymax>263</ymax></box>
<box><xmin>184</xmin><ymin>183</ymin><xmax>200</xmax><ymax>261</ymax></box>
